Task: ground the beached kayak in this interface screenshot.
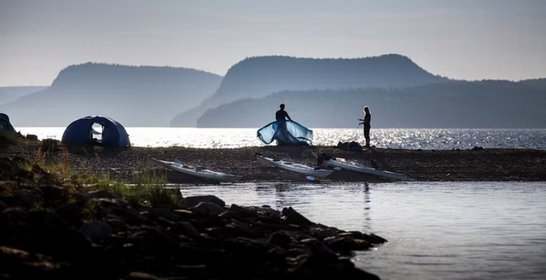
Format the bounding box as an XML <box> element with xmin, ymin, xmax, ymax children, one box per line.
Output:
<box><xmin>256</xmin><ymin>154</ymin><xmax>334</xmax><ymax>178</ymax></box>
<box><xmin>152</xmin><ymin>158</ymin><xmax>240</xmax><ymax>182</ymax></box>
<box><xmin>325</xmin><ymin>157</ymin><xmax>408</xmax><ymax>180</ymax></box>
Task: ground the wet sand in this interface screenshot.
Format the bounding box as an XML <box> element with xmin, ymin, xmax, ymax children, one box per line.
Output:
<box><xmin>4</xmin><ymin>140</ymin><xmax>546</xmax><ymax>183</ymax></box>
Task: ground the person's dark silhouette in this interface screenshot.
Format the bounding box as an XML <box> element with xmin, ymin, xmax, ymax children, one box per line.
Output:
<box><xmin>276</xmin><ymin>104</ymin><xmax>291</xmax><ymax>121</ymax></box>
<box><xmin>273</xmin><ymin>104</ymin><xmax>293</xmax><ymax>146</ymax></box>
<box><xmin>359</xmin><ymin>106</ymin><xmax>371</xmax><ymax>148</ymax></box>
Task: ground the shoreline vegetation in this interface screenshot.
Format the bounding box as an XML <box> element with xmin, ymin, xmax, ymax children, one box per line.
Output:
<box><xmin>1</xmin><ymin>137</ymin><xmax>545</xmax><ymax>278</ymax></box>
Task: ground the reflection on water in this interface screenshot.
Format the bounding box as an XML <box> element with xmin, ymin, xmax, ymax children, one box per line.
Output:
<box><xmin>179</xmin><ymin>181</ymin><xmax>546</xmax><ymax>280</ymax></box>
<box><xmin>17</xmin><ymin>127</ymin><xmax>546</xmax><ymax>150</ymax></box>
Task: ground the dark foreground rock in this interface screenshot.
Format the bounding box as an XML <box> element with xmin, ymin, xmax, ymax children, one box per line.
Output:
<box><xmin>0</xmin><ymin>157</ymin><xmax>385</xmax><ymax>279</ymax></box>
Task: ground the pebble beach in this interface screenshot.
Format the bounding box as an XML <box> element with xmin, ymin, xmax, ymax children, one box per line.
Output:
<box><xmin>4</xmin><ymin>139</ymin><xmax>546</xmax><ymax>183</ymax></box>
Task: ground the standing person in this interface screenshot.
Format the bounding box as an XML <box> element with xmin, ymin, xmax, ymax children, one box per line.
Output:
<box><xmin>276</xmin><ymin>103</ymin><xmax>291</xmax><ymax>121</ymax></box>
<box><xmin>274</xmin><ymin>104</ymin><xmax>293</xmax><ymax>145</ymax></box>
<box><xmin>359</xmin><ymin>106</ymin><xmax>371</xmax><ymax>148</ymax></box>
<box><xmin>257</xmin><ymin>103</ymin><xmax>312</xmax><ymax>146</ymax></box>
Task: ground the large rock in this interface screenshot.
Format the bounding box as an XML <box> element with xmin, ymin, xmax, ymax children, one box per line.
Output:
<box><xmin>0</xmin><ymin>113</ymin><xmax>16</xmax><ymax>134</ymax></box>
<box><xmin>182</xmin><ymin>195</ymin><xmax>226</xmax><ymax>208</ymax></box>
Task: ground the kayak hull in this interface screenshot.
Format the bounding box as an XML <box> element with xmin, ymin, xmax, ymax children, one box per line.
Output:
<box><xmin>256</xmin><ymin>154</ymin><xmax>333</xmax><ymax>178</ymax></box>
<box><xmin>326</xmin><ymin>158</ymin><xmax>407</xmax><ymax>180</ymax></box>
<box><xmin>152</xmin><ymin>158</ymin><xmax>240</xmax><ymax>182</ymax></box>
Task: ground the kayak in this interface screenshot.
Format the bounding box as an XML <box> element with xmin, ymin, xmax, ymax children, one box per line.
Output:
<box><xmin>256</xmin><ymin>154</ymin><xmax>334</xmax><ymax>178</ymax></box>
<box><xmin>325</xmin><ymin>157</ymin><xmax>408</xmax><ymax>181</ymax></box>
<box><xmin>152</xmin><ymin>158</ymin><xmax>240</xmax><ymax>182</ymax></box>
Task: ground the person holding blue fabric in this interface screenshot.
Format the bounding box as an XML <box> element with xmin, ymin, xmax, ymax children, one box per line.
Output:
<box><xmin>275</xmin><ymin>104</ymin><xmax>291</xmax><ymax>121</ymax></box>
<box><xmin>274</xmin><ymin>104</ymin><xmax>292</xmax><ymax>145</ymax></box>
<box><xmin>256</xmin><ymin>103</ymin><xmax>312</xmax><ymax>146</ymax></box>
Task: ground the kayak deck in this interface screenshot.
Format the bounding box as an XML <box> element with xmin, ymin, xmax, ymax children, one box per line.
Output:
<box><xmin>256</xmin><ymin>154</ymin><xmax>334</xmax><ymax>178</ymax></box>
<box><xmin>152</xmin><ymin>158</ymin><xmax>240</xmax><ymax>182</ymax></box>
<box><xmin>326</xmin><ymin>158</ymin><xmax>408</xmax><ymax>180</ymax></box>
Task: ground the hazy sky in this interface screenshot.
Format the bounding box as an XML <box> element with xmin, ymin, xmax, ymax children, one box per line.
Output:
<box><xmin>1</xmin><ymin>0</ymin><xmax>545</xmax><ymax>86</ymax></box>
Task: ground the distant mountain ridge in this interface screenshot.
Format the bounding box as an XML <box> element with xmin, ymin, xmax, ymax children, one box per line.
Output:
<box><xmin>171</xmin><ymin>54</ymin><xmax>448</xmax><ymax>126</ymax></box>
<box><xmin>1</xmin><ymin>63</ymin><xmax>222</xmax><ymax>126</ymax></box>
<box><xmin>0</xmin><ymin>86</ymin><xmax>47</xmax><ymax>106</ymax></box>
<box><xmin>3</xmin><ymin>55</ymin><xmax>544</xmax><ymax>129</ymax></box>
<box><xmin>196</xmin><ymin>79</ymin><xmax>546</xmax><ymax>128</ymax></box>
<box><xmin>51</xmin><ymin>63</ymin><xmax>218</xmax><ymax>91</ymax></box>
<box><xmin>211</xmin><ymin>54</ymin><xmax>447</xmax><ymax>102</ymax></box>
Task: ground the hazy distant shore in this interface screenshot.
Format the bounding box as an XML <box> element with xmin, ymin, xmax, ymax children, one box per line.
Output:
<box><xmin>4</xmin><ymin>140</ymin><xmax>545</xmax><ymax>182</ymax></box>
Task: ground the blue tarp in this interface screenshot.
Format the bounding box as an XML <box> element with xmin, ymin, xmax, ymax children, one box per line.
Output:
<box><xmin>61</xmin><ymin>116</ymin><xmax>130</xmax><ymax>147</ymax></box>
<box><xmin>257</xmin><ymin>120</ymin><xmax>313</xmax><ymax>145</ymax></box>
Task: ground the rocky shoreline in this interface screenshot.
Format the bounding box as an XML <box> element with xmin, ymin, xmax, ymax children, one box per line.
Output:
<box><xmin>0</xmin><ymin>155</ymin><xmax>385</xmax><ymax>279</ymax></box>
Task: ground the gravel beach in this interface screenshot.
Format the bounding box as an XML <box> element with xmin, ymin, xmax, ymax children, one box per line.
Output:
<box><xmin>4</xmin><ymin>139</ymin><xmax>546</xmax><ymax>183</ymax></box>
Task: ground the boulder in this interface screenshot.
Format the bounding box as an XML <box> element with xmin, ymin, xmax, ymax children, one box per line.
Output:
<box><xmin>182</xmin><ymin>195</ymin><xmax>225</xmax><ymax>208</ymax></box>
<box><xmin>0</xmin><ymin>113</ymin><xmax>16</xmax><ymax>134</ymax></box>
<box><xmin>0</xmin><ymin>246</ymin><xmax>67</xmax><ymax>279</ymax></box>
<box><xmin>80</xmin><ymin>220</ymin><xmax>113</xmax><ymax>243</ymax></box>
<box><xmin>190</xmin><ymin>201</ymin><xmax>225</xmax><ymax>218</ymax></box>
<box><xmin>282</xmin><ymin>207</ymin><xmax>314</xmax><ymax>226</ymax></box>
<box><xmin>40</xmin><ymin>185</ymin><xmax>68</xmax><ymax>208</ymax></box>
<box><xmin>267</xmin><ymin>231</ymin><xmax>292</xmax><ymax>249</ymax></box>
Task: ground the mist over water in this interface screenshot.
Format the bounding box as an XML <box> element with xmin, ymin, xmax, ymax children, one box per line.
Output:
<box><xmin>18</xmin><ymin>127</ymin><xmax>546</xmax><ymax>150</ymax></box>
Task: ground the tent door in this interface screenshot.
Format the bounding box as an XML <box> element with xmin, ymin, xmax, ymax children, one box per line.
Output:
<box><xmin>91</xmin><ymin>123</ymin><xmax>104</xmax><ymax>144</ymax></box>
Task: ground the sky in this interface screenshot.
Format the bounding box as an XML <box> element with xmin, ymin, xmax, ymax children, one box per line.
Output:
<box><xmin>1</xmin><ymin>0</ymin><xmax>546</xmax><ymax>86</ymax></box>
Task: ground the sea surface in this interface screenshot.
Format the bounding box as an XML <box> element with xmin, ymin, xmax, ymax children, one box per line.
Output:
<box><xmin>179</xmin><ymin>181</ymin><xmax>546</xmax><ymax>280</ymax></box>
<box><xmin>17</xmin><ymin>127</ymin><xmax>546</xmax><ymax>150</ymax></box>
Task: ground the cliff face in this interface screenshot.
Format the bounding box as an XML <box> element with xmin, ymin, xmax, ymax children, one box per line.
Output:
<box><xmin>171</xmin><ymin>54</ymin><xmax>448</xmax><ymax>126</ymax></box>
<box><xmin>210</xmin><ymin>54</ymin><xmax>446</xmax><ymax>104</ymax></box>
<box><xmin>51</xmin><ymin>63</ymin><xmax>219</xmax><ymax>92</ymax></box>
<box><xmin>1</xmin><ymin>63</ymin><xmax>222</xmax><ymax>126</ymax></box>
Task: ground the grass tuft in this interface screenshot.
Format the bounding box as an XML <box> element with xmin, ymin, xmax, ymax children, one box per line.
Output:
<box><xmin>29</xmin><ymin>150</ymin><xmax>179</xmax><ymax>209</ymax></box>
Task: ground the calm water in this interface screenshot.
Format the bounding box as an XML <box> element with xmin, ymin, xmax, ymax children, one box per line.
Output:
<box><xmin>179</xmin><ymin>182</ymin><xmax>546</xmax><ymax>280</ymax></box>
<box><xmin>18</xmin><ymin>127</ymin><xmax>546</xmax><ymax>150</ymax></box>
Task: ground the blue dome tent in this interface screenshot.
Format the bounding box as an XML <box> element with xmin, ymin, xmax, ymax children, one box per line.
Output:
<box><xmin>62</xmin><ymin>116</ymin><xmax>130</xmax><ymax>147</ymax></box>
